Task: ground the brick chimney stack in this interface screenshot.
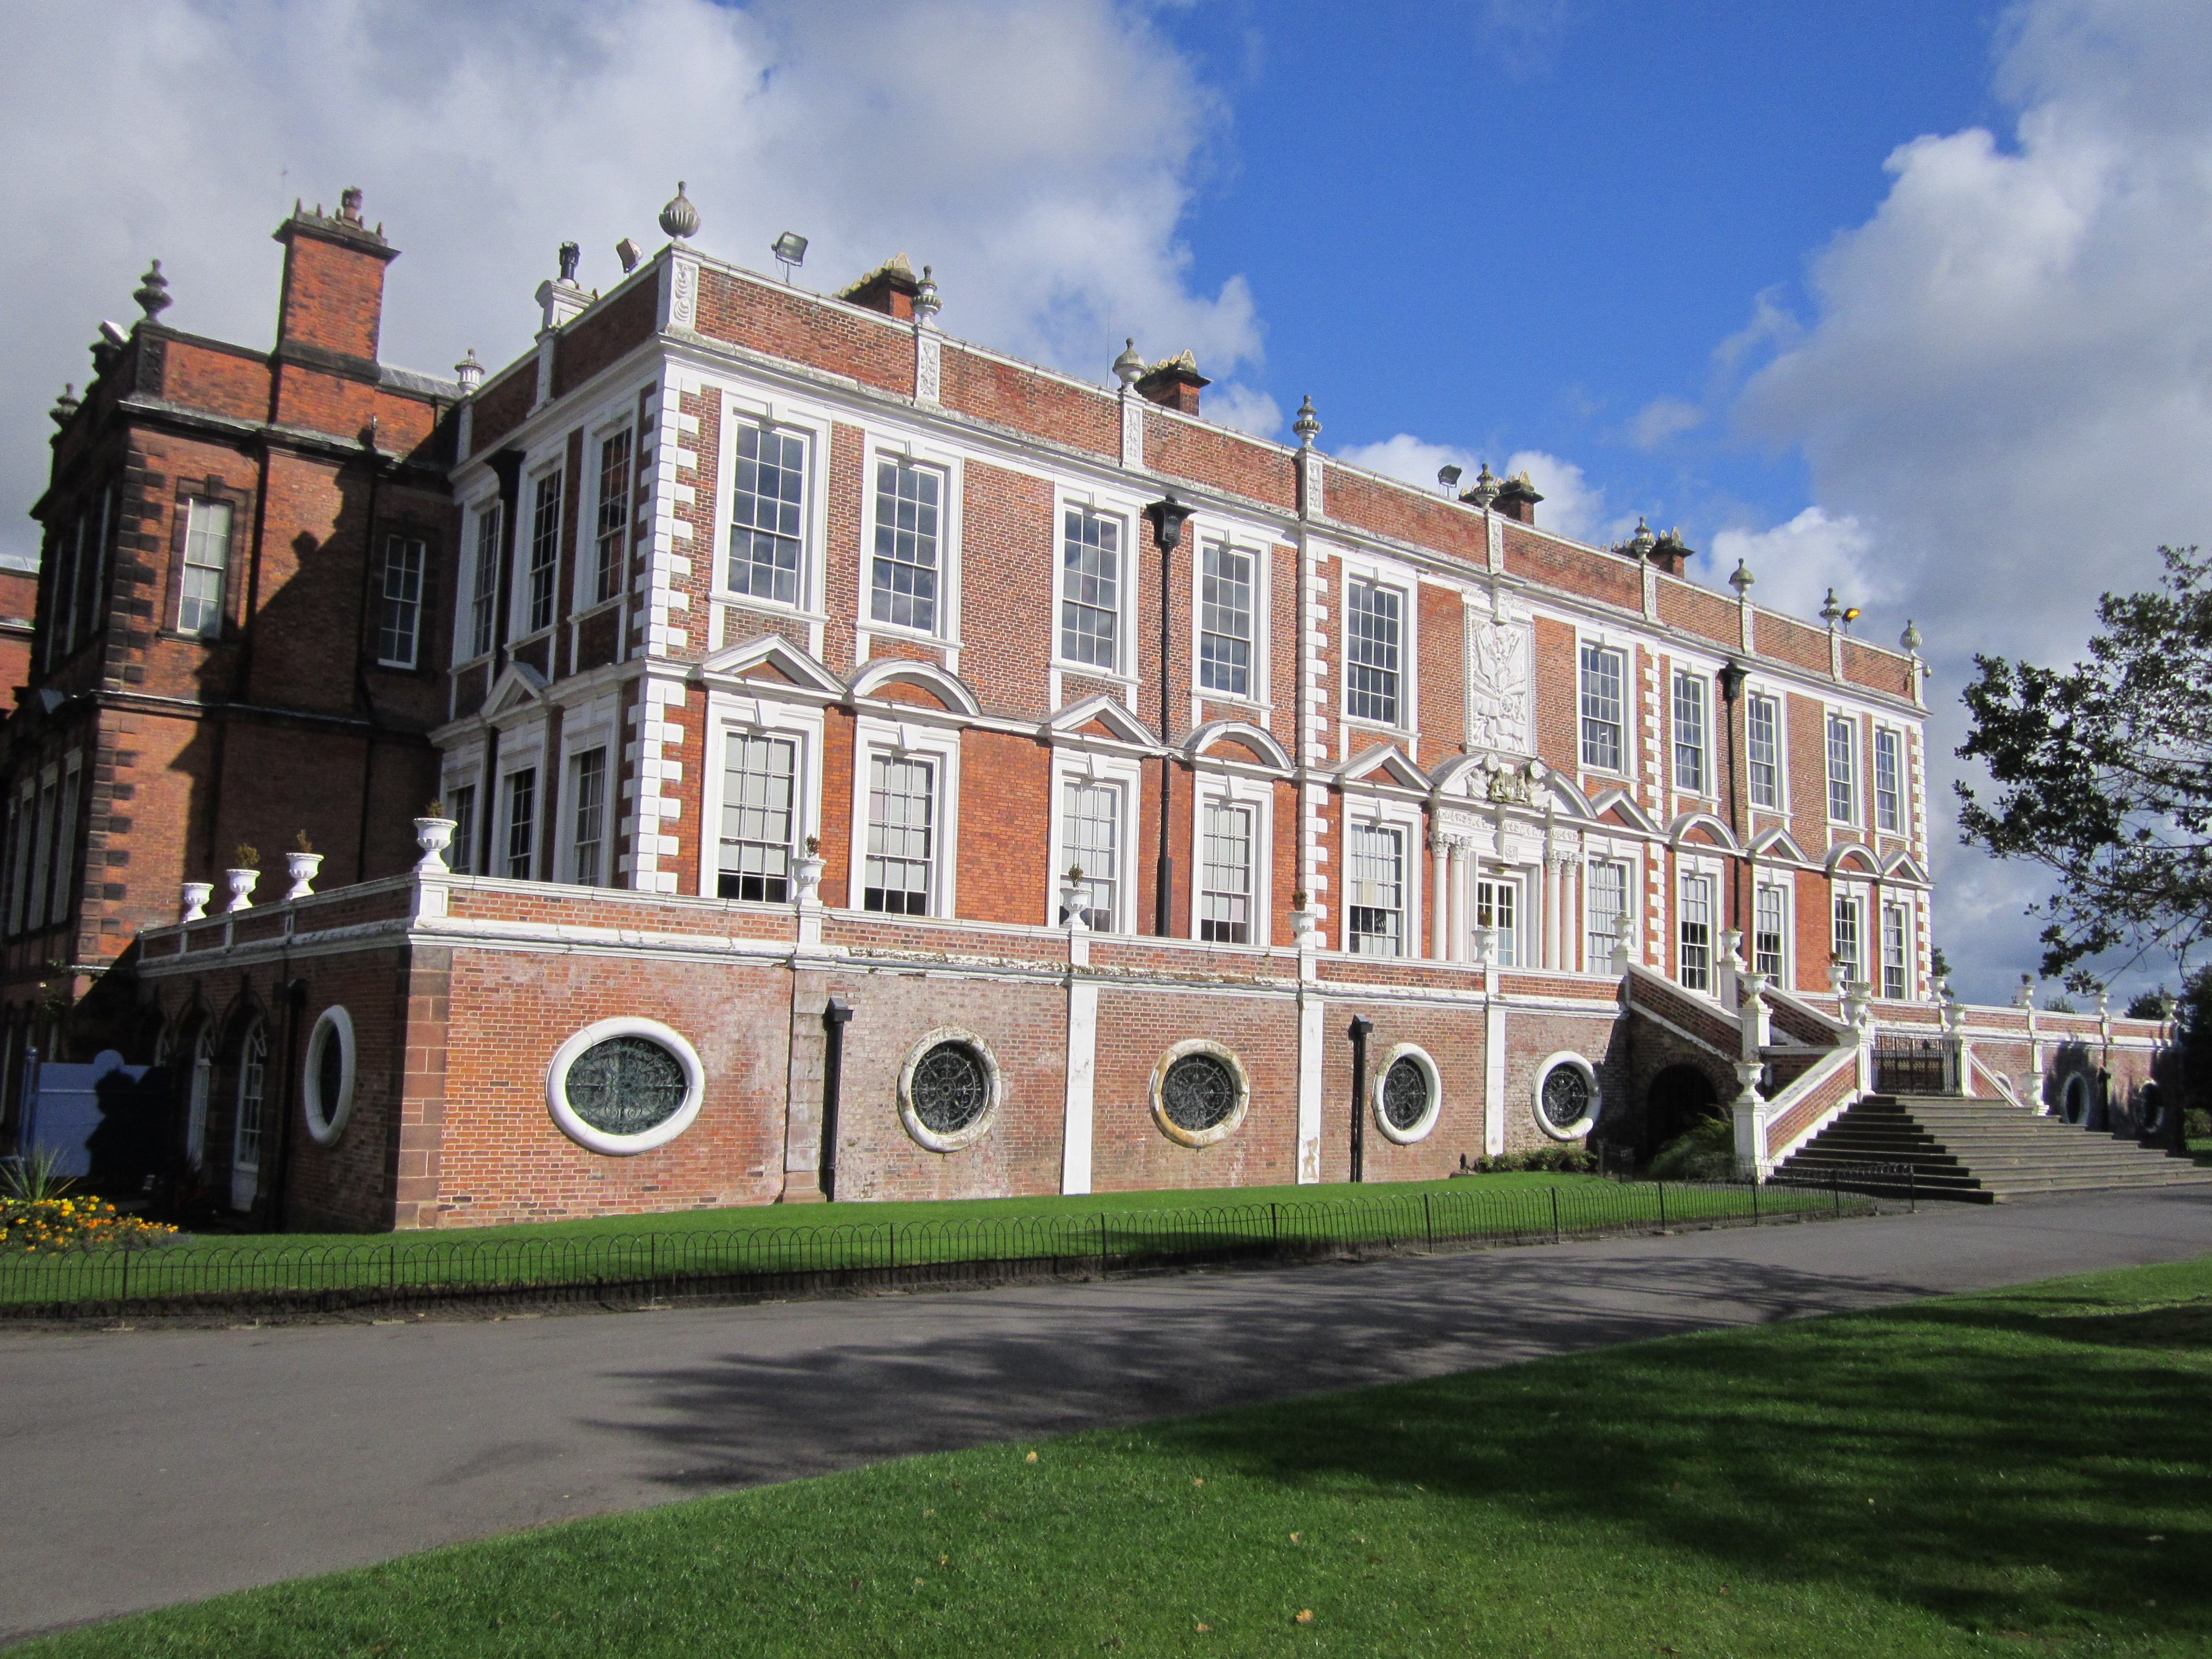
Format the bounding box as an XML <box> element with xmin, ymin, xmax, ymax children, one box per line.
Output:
<box><xmin>272</xmin><ymin>185</ymin><xmax>399</xmax><ymax>369</ymax></box>
<box><xmin>1135</xmin><ymin>350</ymin><xmax>1209</xmax><ymax>415</ymax></box>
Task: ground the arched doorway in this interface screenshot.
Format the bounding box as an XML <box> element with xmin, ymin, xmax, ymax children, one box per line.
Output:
<box><xmin>1644</xmin><ymin>1064</ymin><xmax>1720</xmax><ymax>1157</ymax></box>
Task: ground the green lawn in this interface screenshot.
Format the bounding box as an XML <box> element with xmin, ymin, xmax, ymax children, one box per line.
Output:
<box><xmin>19</xmin><ymin>1253</ymin><xmax>2204</xmax><ymax>1656</ymax></box>
<box><xmin>1</xmin><ymin>1174</ymin><xmax>1865</xmax><ymax>1310</ymax></box>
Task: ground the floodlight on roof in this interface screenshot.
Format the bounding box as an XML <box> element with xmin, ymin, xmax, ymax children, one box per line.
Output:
<box><xmin>771</xmin><ymin>231</ymin><xmax>809</xmax><ymax>283</ymax></box>
<box><xmin>1437</xmin><ymin>464</ymin><xmax>1462</xmax><ymax>495</ymax></box>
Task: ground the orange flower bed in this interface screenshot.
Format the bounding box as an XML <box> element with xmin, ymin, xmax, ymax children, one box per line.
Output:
<box><xmin>0</xmin><ymin>1195</ymin><xmax>181</xmax><ymax>1254</ymax></box>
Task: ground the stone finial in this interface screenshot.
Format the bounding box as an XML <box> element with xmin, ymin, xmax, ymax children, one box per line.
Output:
<box><xmin>1113</xmin><ymin>337</ymin><xmax>1143</xmax><ymax>387</ymax></box>
<box><xmin>659</xmin><ymin>181</ymin><xmax>700</xmax><ymax>240</ymax></box>
<box><xmin>912</xmin><ymin>264</ymin><xmax>941</xmax><ymax>325</ymax></box>
<box><xmin>1462</xmin><ymin>462</ymin><xmax>1500</xmax><ymax>507</ymax></box>
<box><xmin>1819</xmin><ymin>587</ymin><xmax>1845</xmax><ymax>625</ymax></box>
<box><xmin>1292</xmin><ymin>393</ymin><xmax>1321</xmax><ymax>447</ymax></box>
<box><xmin>453</xmin><ymin>347</ymin><xmax>482</xmax><ymax>393</ymax></box>
<box><xmin>1628</xmin><ymin>516</ymin><xmax>1656</xmax><ymax>559</ymax></box>
<box><xmin>49</xmin><ymin>385</ymin><xmax>79</xmax><ymax>430</ymax></box>
<box><xmin>133</xmin><ymin>260</ymin><xmax>172</xmax><ymax>321</ymax></box>
<box><xmin>1729</xmin><ymin>558</ymin><xmax>1755</xmax><ymax>597</ymax></box>
<box><xmin>1900</xmin><ymin>618</ymin><xmax>1923</xmax><ymax>655</ymax></box>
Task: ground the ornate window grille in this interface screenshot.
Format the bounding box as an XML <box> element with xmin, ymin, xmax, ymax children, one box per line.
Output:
<box><xmin>1160</xmin><ymin>1051</ymin><xmax>1238</xmax><ymax>1133</ymax></box>
<box><xmin>564</xmin><ymin>1034</ymin><xmax>689</xmax><ymax>1137</ymax></box>
<box><xmin>910</xmin><ymin>1040</ymin><xmax>990</xmax><ymax>1136</ymax></box>
<box><xmin>1539</xmin><ymin>1062</ymin><xmax>1592</xmax><ymax>1130</ymax></box>
<box><xmin>1381</xmin><ymin>1055</ymin><xmax>1430</xmax><ymax>1131</ymax></box>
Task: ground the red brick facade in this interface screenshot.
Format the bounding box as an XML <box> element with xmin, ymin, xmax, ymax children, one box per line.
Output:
<box><xmin>13</xmin><ymin>189</ymin><xmax>2160</xmax><ymax>1232</ymax></box>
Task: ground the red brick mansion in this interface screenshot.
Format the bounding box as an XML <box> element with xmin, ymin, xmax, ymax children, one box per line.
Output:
<box><xmin>2</xmin><ymin>186</ymin><xmax>2161</xmax><ymax>1229</ymax></box>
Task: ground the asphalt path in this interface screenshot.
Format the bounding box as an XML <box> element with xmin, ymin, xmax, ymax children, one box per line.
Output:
<box><xmin>4</xmin><ymin>1185</ymin><xmax>2210</xmax><ymax>1645</ymax></box>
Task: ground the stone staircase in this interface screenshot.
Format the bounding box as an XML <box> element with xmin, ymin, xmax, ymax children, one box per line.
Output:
<box><xmin>1772</xmin><ymin>1094</ymin><xmax>2212</xmax><ymax>1203</ymax></box>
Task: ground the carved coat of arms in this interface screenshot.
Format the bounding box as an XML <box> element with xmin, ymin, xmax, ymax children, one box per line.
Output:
<box><xmin>1466</xmin><ymin>616</ymin><xmax>1530</xmax><ymax>755</ymax></box>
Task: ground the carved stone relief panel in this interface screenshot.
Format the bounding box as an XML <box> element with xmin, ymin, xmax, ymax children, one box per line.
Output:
<box><xmin>1465</xmin><ymin>612</ymin><xmax>1532</xmax><ymax>756</ymax></box>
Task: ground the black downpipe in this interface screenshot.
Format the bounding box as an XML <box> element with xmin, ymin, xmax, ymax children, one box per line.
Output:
<box><xmin>819</xmin><ymin>998</ymin><xmax>853</xmax><ymax>1199</ymax></box>
<box><xmin>1717</xmin><ymin>660</ymin><xmax>1749</xmax><ymax>942</ymax></box>
<box><xmin>1145</xmin><ymin>495</ymin><xmax>1194</xmax><ymax>936</ymax></box>
<box><xmin>480</xmin><ymin>450</ymin><xmax>526</xmax><ymax>874</ymax></box>
<box><xmin>263</xmin><ymin>976</ymin><xmax>307</xmax><ymax>1235</ymax></box>
<box><xmin>1348</xmin><ymin>1013</ymin><xmax>1373</xmax><ymax>1183</ymax></box>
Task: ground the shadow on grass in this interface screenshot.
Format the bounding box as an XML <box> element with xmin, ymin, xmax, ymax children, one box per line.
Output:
<box><xmin>600</xmin><ymin>1250</ymin><xmax>2211</xmax><ymax>1643</ymax></box>
<box><xmin>594</xmin><ymin>1246</ymin><xmax>1938</xmax><ymax>1487</ymax></box>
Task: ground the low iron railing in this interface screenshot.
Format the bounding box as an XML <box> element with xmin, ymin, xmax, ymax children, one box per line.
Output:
<box><xmin>0</xmin><ymin>1177</ymin><xmax>1884</xmax><ymax>1322</ymax></box>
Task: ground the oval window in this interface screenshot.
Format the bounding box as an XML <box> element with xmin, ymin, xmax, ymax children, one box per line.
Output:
<box><xmin>545</xmin><ymin>1018</ymin><xmax>707</xmax><ymax>1155</ymax></box>
<box><xmin>566</xmin><ymin>1035</ymin><xmax>689</xmax><ymax>1137</ymax></box>
<box><xmin>911</xmin><ymin>1041</ymin><xmax>991</xmax><ymax>1138</ymax></box>
<box><xmin>1381</xmin><ymin>1055</ymin><xmax>1430</xmax><ymax>1131</ymax></box>
<box><xmin>302</xmin><ymin>1006</ymin><xmax>356</xmax><ymax>1146</ymax></box>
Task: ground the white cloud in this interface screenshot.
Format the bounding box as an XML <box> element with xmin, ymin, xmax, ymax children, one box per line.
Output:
<box><xmin>1627</xmin><ymin>396</ymin><xmax>1703</xmax><ymax>450</ymax></box>
<box><xmin>1733</xmin><ymin>0</ymin><xmax>2212</xmax><ymax>999</ymax></box>
<box><xmin>1334</xmin><ymin>434</ymin><xmax>1479</xmax><ymax>496</ymax></box>
<box><xmin>1203</xmin><ymin>383</ymin><xmax>1282</xmax><ymax>438</ymax></box>
<box><xmin>1708</xmin><ymin>506</ymin><xmax>1885</xmax><ymax>625</ymax></box>
<box><xmin>1334</xmin><ymin>435</ymin><xmax>1629</xmax><ymax>548</ymax></box>
<box><xmin>0</xmin><ymin>0</ymin><xmax>1264</xmax><ymax>561</ymax></box>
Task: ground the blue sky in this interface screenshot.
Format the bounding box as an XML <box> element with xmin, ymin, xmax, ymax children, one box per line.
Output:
<box><xmin>1153</xmin><ymin>1</ymin><xmax>2005</xmax><ymax>551</ymax></box>
<box><xmin>5</xmin><ymin>0</ymin><xmax>2209</xmax><ymax>1005</ymax></box>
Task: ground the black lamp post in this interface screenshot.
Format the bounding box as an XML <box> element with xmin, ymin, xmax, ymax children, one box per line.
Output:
<box><xmin>1348</xmin><ymin>1014</ymin><xmax>1374</xmax><ymax>1182</ymax></box>
<box><xmin>1145</xmin><ymin>493</ymin><xmax>1196</xmax><ymax>937</ymax></box>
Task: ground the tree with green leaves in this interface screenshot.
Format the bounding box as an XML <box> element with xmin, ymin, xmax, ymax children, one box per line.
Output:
<box><xmin>1958</xmin><ymin>545</ymin><xmax>2212</xmax><ymax>986</ymax></box>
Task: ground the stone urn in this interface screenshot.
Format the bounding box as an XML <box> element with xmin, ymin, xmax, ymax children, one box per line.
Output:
<box><xmin>793</xmin><ymin>853</ymin><xmax>826</xmax><ymax>907</ymax></box>
<box><xmin>224</xmin><ymin>867</ymin><xmax>260</xmax><ymax>913</ymax></box>
<box><xmin>414</xmin><ymin>816</ymin><xmax>457</xmax><ymax>874</ymax></box>
<box><xmin>1059</xmin><ymin>877</ymin><xmax>1092</xmax><ymax>930</ymax></box>
<box><xmin>1289</xmin><ymin>906</ymin><xmax>1318</xmax><ymax>947</ymax></box>
<box><xmin>180</xmin><ymin>881</ymin><xmax>212</xmax><ymax>923</ymax></box>
<box><xmin>285</xmin><ymin>851</ymin><xmax>323</xmax><ymax>900</ymax></box>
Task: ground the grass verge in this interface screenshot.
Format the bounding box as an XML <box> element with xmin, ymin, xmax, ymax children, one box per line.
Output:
<box><xmin>1</xmin><ymin>1175</ymin><xmax>1866</xmax><ymax>1310</ymax></box>
<box><xmin>16</xmin><ymin>1254</ymin><xmax>2206</xmax><ymax>1656</ymax></box>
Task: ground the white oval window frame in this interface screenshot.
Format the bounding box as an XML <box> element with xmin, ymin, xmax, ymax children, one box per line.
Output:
<box><xmin>1531</xmin><ymin>1050</ymin><xmax>1601</xmax><ymax>1141</ymax></box>
<box><xmin>1151</xmin><ymin>1038</ymin><xmax>1251</xmax><ymax>1148</ymax></box>
<box><xmin>302</xmin><ymin>1005</ymin><xmax>356</xmax><ymax>1146</ymax></box>
<box><xmin>1372</xmin><ymin>1043</ymin><xmax>1442</xmax><ymax>1145</ymax></box>
<box><xmin>546</xmin><ymin>1017</ymin><xmax>706</xmax><ymax>1156</ymax></box>
<box><xmin>897</xmin><ymin>1026</ymin><xmax>1003</xmax><ymax>1153</ymax></box>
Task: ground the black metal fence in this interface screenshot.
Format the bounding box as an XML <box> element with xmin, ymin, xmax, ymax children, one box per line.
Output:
<box><xmin>0</xmin><ymin>1176</ymin><xmax>1883</xmax><ymax>1323</ymax></box>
